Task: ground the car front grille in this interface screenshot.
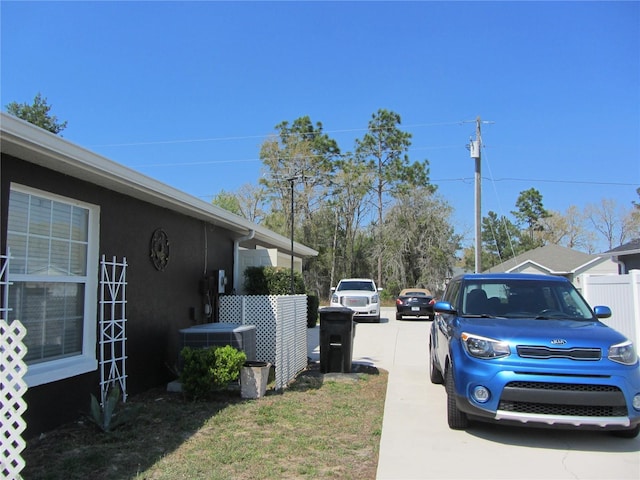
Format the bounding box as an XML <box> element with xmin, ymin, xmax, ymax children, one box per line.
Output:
<box><xmin>498</xmin><ymin>381</ymin><xmax>628</xmax><ymax>417</ymax></box>
<box><xmin>499</xmin><ymin>401</ymin><xmax>627</xmax><ymax>417</ymax></box>
<box><xmin>343</xmin><ymin>296</ymin><xmax>368</xmax><ymax>307</ymax></box>
<box><xmin>517</xmin><ymin>345</ymin><xmax>601</xmax><ymax>361</ymax></box>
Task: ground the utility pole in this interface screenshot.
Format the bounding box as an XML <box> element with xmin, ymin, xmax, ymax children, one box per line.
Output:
<box><xmin>289</xmin><ymin>176</ymin><xmax>295</xmax><ymax>294</ymax></box>
<box><xmin>285</xmin><ymin>173</ymin><xmax>307</xmax><ymax>294</ymax></box>
<box><xmin>470</xmin><ymin>116</ymin><xmax>482</xmax><ymax>274</ymax></box>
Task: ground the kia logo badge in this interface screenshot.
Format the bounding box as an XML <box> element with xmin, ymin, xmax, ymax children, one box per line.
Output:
<box><xmin>551</xmin><ymin>339</ymin><xmax>567</xmax><ymax>345</ymax></box>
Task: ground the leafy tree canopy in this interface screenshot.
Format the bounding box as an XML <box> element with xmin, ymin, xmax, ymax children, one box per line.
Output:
<box><xmin>5</xmin><ymin>92</ymin><xmax>67</xmax><ymax>134</ymax></box>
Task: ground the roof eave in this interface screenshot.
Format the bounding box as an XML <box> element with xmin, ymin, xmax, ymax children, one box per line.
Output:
<box><xmin>1</xmin><ymin>113</ymin><xmax>317</xmax><ymax>257</ymax></box>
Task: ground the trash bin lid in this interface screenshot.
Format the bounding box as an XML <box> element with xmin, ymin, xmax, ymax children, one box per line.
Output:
<box><xmin>320</xmin><ymin>307</ymin><xmax>354</xmax><ymax>314</ymax></box>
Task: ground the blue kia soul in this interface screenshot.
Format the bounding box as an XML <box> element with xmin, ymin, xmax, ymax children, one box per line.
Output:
<box><xmin>429</xmin><ymin>273</ymin><xmax>640</xmax><ymax>438</ymax></box>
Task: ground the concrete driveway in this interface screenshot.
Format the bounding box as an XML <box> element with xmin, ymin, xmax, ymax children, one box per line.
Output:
<box><xmin>308</xmin><ymin>306</ymin><xmax>640</xmax><ymax>480</ymax></box>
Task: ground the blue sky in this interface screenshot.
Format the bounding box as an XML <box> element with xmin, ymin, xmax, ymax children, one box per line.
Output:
<box><xmin>2</xmin><ymin>1</ymin><xmax>638</xmax><ymax>251</ymax></box>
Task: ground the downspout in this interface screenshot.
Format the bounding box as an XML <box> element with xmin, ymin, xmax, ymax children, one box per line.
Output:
<box><xmin>234</xmin><ymin>230</ymin><xmax>255</xmax><ymax>293</ymax></box>
<box><xmin>611</xmin><ymin>255</ymin><xmax>626</xmax><ymax>274</ymax></box>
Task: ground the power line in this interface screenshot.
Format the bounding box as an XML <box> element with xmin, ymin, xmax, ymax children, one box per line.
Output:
<box><xmin>131</xmin><ymin>158</ymin><xmax>260</xmax><ymax>168</ymax></box>
<box><xmin>477</xmin><ymin>177</ymin><xmax>637</xmax><ymax>187</ymax></box>
<box><xmin>88</xmin><ymin>120</ymin><xmax>465</xmax><ymax>148</ymax></box>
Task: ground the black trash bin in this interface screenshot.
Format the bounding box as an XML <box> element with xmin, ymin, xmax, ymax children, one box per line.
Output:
<box><xmin>319</xmin><ymin>307</ymin><xmax>355</xmax><ymax>373</ymax></box>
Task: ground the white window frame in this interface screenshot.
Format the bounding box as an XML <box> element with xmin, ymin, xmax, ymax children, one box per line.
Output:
<box><xmin>8</xmin><ymin>183</ymin><xmax>100</xmax><ymax>387</ymax></box>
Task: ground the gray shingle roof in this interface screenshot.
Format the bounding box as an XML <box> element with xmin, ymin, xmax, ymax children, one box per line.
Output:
<box><xmin>606</xmin><ymin>238</ymin><xmax>640</xmax><ymax>255</ymax></box>
<box><xmin>485</xmin><ymin>244</ymin><xmax>604</xmax><ymax>274</ymax></box>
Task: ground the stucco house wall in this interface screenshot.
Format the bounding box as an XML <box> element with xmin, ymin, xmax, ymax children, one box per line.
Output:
<box><xmin>2</xmin><ymin>154</ymin><xmax>235</xmax><ymax>436</ymax></box>
<box><xmin>0</xmin><ymin>113</ymin><xmax>317</xmax><ymax>438</ymax></box>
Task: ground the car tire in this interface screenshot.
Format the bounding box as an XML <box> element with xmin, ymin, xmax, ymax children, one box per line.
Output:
<box><xmin>445</xmin><ymin>367</ymin><xmax>468</xmax><ymax>430</ymax></box>
<box><xmin>611</xmin><ymin>425</ymin><xmax>640</xmax><ymax>439</ymax></box>
<box><xmin>429</xmin><ymin>341</ymin><xmax>443</xmax><ymax>385</ymax></box>
<box><xmin>395</xmin><ymin>312</ymin><xmax>402</xmax><ymax>320</ymax></box>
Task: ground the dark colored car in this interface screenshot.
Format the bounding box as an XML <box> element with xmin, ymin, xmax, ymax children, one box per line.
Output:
<box><xmin>396</xmin><ymin>288</ymin><xmax>435</xmax><ymax>321</ymax></box>
<box><xmin>429</xmin><ymin>273</ymin><xmax>640</xmax><ymax>438</ymax></box>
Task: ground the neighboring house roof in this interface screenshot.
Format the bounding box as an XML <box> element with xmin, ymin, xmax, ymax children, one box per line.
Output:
<box><xmin>606</xmin><ymin>238</ymin><xmax>640</xmax><ymax>256</ymax></box>
<box><xmin>485</xmin><ymin>244</ymin><xmax>606</xmax><ymax>275</ymax></box>
<box><xmin>1</xmin><ymin>113</ymin><xmax>317</xmax><ymax>258</ymax></box>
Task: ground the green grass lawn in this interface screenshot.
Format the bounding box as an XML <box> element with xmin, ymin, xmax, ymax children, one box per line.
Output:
<box><xmin>22</xmin><ymin>364</ymin><xmax>387</xmax><ymax>480</ymax></box>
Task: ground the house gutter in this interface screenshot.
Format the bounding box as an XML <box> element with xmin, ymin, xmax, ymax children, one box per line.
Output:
<box><xmin>233</xmin><ymin>230</ymin><xmax>255</xmax><ymax>293</ymax></box>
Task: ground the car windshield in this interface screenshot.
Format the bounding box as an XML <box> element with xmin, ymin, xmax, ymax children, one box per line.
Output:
<box><xmin>338</xmin><ymin>281</ymin><xmax>375</xmax><ymax>292</ymax></box>
<box><xmin>460</xmin><ymin>279</ymin><xmax>595</xmax><ymax>320</ymax></box>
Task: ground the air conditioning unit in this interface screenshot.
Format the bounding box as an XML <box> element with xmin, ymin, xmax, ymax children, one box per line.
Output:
<box><xmin>179</xmin><ymin>323</ymin><xmax>257</xmax><ymax>361</ymax></box>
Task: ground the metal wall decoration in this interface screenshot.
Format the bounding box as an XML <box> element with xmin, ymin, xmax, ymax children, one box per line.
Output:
<box><xmin>150</xmin><ymin>228</ymin><xmax>170</xmax><ymax>271</ymax></box>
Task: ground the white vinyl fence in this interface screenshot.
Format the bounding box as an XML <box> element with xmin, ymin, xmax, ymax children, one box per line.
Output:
<box><xmin>219</xmin><ymin>295</ymin><xmax>308</xmax><ymax>390</ymax></box>
<box><xmin>580</xmin><ymin>270</ymin><xmax>640</xmax><ymax>348</ymax></box>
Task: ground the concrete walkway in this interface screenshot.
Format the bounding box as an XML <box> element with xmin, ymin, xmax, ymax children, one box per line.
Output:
<box><xmin>308</xmin><ymin>307</ymin><xmax>640</xmax><ymax>480</ymax></box>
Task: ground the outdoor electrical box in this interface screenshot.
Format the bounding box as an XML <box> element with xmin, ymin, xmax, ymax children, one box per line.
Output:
<box><xmin>469</xmin><ymin>140</ymin><xmax>480</xmax><ymax>159</ymax></box>
<box><xmin>217</xmin><ymin>269</ymin><xmax>227</xmax><ymax>294</ymax></box>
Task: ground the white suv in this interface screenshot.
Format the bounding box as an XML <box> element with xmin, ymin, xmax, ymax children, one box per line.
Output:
<box><xmin>330</xmin><ymin>278</ymin><xmax>382</xmax><ymax>322</ymax></box>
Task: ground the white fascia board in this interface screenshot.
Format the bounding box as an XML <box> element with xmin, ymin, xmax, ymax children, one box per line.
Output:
<box><xmin>505</xmin><ymin>260</ymin><xmax>559</xmax><ymax>275</ymax></box>
<box><xmin>1</xmin><ymin>113</ymin><xmax>317</xmax><ymax>257</ymax></box>
<box><xmin>569</xmin><ymin>257</ymin><xmax>609</xmax><ymax>275</ymax></box>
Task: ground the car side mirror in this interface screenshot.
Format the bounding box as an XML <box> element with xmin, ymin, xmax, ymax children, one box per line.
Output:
<box><xmin>593</xmin><ymin>305</ymin><xmax>611</xmax><ymax>319</ymax></box>
<box><xmin>433</xmin><ymin>301</ymin><xmax>456</xmax><ymax>315</ymax></box>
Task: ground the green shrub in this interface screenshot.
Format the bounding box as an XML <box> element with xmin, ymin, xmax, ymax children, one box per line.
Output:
<box><xmin>180</xmin><ymin>345</ymin><xmax>247</xmax><ymax>400</ymax></box>
<box><xmin>212</xmin><ymin>345</ymin><xmax>247</xmax><ymax>387</ymax></box>
<box><xmin>244</xmin><ymin>266</ymin><xmax>305</xmax><ymax>295</ymax></box>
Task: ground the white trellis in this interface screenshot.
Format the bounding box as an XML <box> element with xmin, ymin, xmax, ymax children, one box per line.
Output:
<box><xmin>1</xmin><ymin>251</ymin><xmax>28</xmax><ymax>480</ymax></box>
<box><xmin>0</xmin><ymin>319</ymin><xmax>28</xmax><ymax>480</ymax></box>
<box><xmin>1</xmin><ymin>250</ymin><xmax>11</xmax><ymax>319</ymax></box>
<box><xmin>99</xmin><ymin>255</ymin><xmax>128</xmax><ymax>405</ymax></box>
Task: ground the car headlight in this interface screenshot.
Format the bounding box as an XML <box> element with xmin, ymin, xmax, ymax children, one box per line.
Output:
<box><xmin>608</xmin><ymin>340</ymin><xmax>638</xmax><ymax>366</ymax></box>
<box><xmin>461</xmin><ymin>332</ymin><xmax>510</xmax><ymax>359</ymax></box>
<box><xmin>331</xmin><ymin>294</ymin><xmax>338</xmax><ymax>304</ymax></box>
<box><xmin>372</xmin><ymin>294</ymin><xmax>379</xmax><ymax>303</ymax></box>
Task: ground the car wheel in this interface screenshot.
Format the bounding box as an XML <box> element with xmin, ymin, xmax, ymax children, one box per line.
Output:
<box><xmin>611</xmin><ymin>424</ymin><xmax>640</xmax><ymax>439</ymax></box>
<box><xmin>396</xmin><ymin>312</ymin><xmax>402</xmax><ymax>320</ymax></box>
<box><xmin>445</xmin><ymin>367</ymin><xmax>468</xmax><ymax>430</ymax></box>
<box><xmin>429</xmin><ymin>341</ymin><xmax>443</xmax><ymax>385</ymax></box>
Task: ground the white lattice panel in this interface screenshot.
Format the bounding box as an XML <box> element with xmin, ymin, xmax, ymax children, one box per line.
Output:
<box><xmin>1</xmin><ymin>319</ymin><xmax>28</xmax><ymax>480</ymax></box>
<box><xmin>219</xmin><ymin>295</ymin><xmax>308</xmax><ymax>389</ymax></box>
<box><xmin>219</xmin><ymin>295</ymin><xmax>276</xmax><ymax>363</ymax></box>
